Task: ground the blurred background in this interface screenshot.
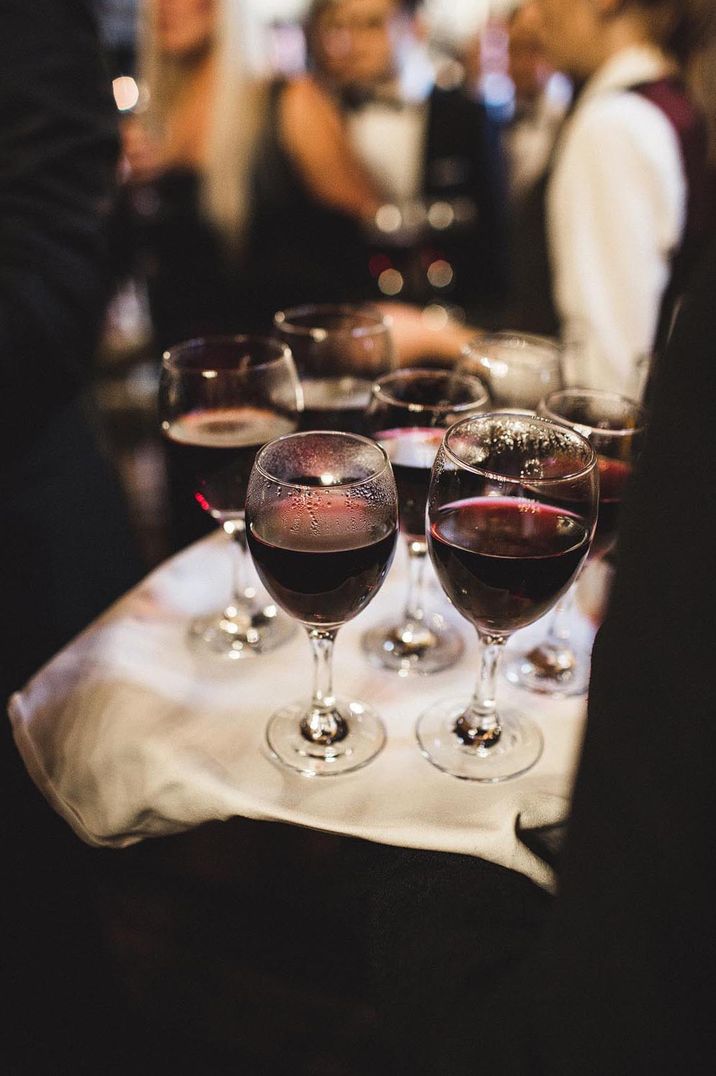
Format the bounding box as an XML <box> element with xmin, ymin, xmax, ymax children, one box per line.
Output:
<box><xmin>91</xmin><ymin>0</ymin><xmax>716</xmax><ymax>571</ymax></box>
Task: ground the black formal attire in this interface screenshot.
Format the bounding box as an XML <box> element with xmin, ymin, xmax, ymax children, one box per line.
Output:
<box><xmin>251</xmin><ymin>83</ymin><xmax>510</xmax><ymax>326</ymax></box>
<box><xmin>115</xmin><ymin>82</ymin><xmax>372</xmax><ymax>361</ymax></box>
<box><xmin>358</xmin><ymin>237</ymin><xmax>716</xmax><ymax>1075</ymax></box>
<box><xmin>2</xmin><ymin>1</ymin><xmax>142</xmax><ymax>1068</ymax></box>
<box><xmin>420</xmin><ymin>86</ymin><xmax>509</xmax><ymax>321</ymax></box>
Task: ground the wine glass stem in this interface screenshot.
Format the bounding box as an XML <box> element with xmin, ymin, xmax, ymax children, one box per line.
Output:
<box><xmin>301</xmin><ymin>628</ymin><xmax>347</xmax><ymax>745</ymax></box>
<box><xmin>455</xmin><ymin>633</ymin><xmax>505</xmax><ymax>746</ymax></box>
<box><xmin>403</xmin><ymin>541</ymin><xmax>427</xmax><ymax>625</ymax></box>
<box><xmin>222</xmin><ymin>516</ymin><xmax>253</xmax><ymax>613</ymax></box>
<box><xmin>545</xmin><ymin>585</ymin><xmax>576</xmax><ymax>646</ymax></box>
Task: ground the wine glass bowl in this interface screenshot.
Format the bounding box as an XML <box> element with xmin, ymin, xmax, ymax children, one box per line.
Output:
<box><xmin>540</xmin><ymin>389</ymin><xmax>645</xmax><ymax>560</ymax></box>
<box><xmin>505</xmin><ymin>388</ymin><xmax>646</xmax><ymax>695</ymax></box>
<box><xmin>459</xmin><ymin>331</ymin><xmax>563</xmax><ymax>410</ymax></box>
<box><xmin>273</xmin><ymin>303</ymin><xmax>395</xmax><ymax>434</ymax></box>
<box><xmin>362</xmin><ymin>368</ymin><xmax>490</xmax><ymax>675</ymax></box>
<box><xmin>417</xmin><ymin>412</ymin><xmax>598</xmax><ymax>781</ymax></box>
<box><xmin>159</xmin><ymin>335</ymin><xmax>302</xmax><ymax>658</ymax></box>
<box><xmin>245</xmin><ymin>431</ymin><xmax>398</xmax><ymax>776</ymax></box>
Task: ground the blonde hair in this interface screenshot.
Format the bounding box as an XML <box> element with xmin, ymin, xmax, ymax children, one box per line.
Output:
<box><xmin>138</xmin><ymin>0</ymin><xmax>266</xmax><ymax>252</ymax></box>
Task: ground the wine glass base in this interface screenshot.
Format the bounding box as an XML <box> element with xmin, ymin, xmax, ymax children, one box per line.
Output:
<box><xmin>503</xmin><ymin>641</ymin><xmax>591</xmax><ymax>697</ymax></box>
<box><xmin>416</xmin><ymin>697</ymin><xmax>543</xmax><ymax>782</ymax></box>
<box><xmin>361</xmin><ymin>613</ymin><xmax>464</xmax><ymax>676</ymax></box>
<box><xmin>188</xmin><ymin>602</ymin><xmax>296</xmax><ymax>659</ymax></box>
<box><xmin>266</xmin><ymin>699</ymin><xmax>386</xmax><ymax>777</ymax></box>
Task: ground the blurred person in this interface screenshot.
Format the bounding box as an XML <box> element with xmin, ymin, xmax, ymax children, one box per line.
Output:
<box><xmin>121</xmin><ymin>0</ymin><xmax>384</xmax><ymax>350</ymax></box>
<box><xmin>360</xmin><ymin>232</ymin><xmax>716</xmax><ymax>1076</ymax></box>
<box><xmin>123</xmin><ymin>0</ymin><xmax>388</xmax><ymax>548</ymax></box>
<box><xmin>302</xmin><ymin>0</ymin><xmax>510</xmax><ymax>322</ymax></box>
<box><xmin>504</xmin><ymin>0</ymin><xmax>571</xmax><ymax>204</ymax></box>
<box><xmin>2</xmin><ymin>0</ymin><xmax>144</xmax><ymax>1067</ymax></box>
<box><xmin>536</xmin><ymin>0</ymin><xmax>715</xmax><ymax>395</ymax></box>
<box><xmin>499</xmin><ymin>0</ymin><xmax>573</xmax><ymax>333</ymax></box>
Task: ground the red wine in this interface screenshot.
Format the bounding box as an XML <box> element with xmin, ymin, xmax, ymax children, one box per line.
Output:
<box><xmin>299</xmin><ymin>377</ymin><xmax>373</xmax><ymax>435</ymax></box>
<box><xmin>247</xmin><ymin>502</ymin><xmax>397</xmax><ymax>626</ymax></box>
<box><xmin>592</xmin><ymin>455</ymin><xmax>631</xmax><ymax>559</ymax></box>
<box><xmin>376</xmin><ymin>427</ymin><xmax>443</xmax><ymax>541</ymax></box>
<box><xmin>430</xmin><ymin>497</ymin><xmax>590</xmax><ymax>634</ymax></box>
<box><xmin>163</xmin><ymin>407</ymin><xmax>297</xmax><ymax>518</ymax></box>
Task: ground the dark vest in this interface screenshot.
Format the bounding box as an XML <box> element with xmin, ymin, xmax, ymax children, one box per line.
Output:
<box><xmin>505</xmin><ymin>77</ymin><xmax>714</xmax><ymax>356</ymax></box>
<box><xmin>631</xmin><ymin>77</ymin><xmax>714</xmax><ymax>358</ymax></box>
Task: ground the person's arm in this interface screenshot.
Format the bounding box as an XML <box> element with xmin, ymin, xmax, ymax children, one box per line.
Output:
<box><xmin>548</xmin><ymin>93</ymin><xmax>685</xmax><ymax>396</ymax></box>
<box><xmin>0</xmin><ymin>0</ymin><xmax>119</xmax><ymax>463</ymax></box>
<box><xmin>278</xmin><ymin>75</ymin><xmax>384</xmax><ymax>223</ymax></box>
<box><xmin>376</xmin><ymin>301</ymin><xmax>478</xmax><ymax>366</ymax></box>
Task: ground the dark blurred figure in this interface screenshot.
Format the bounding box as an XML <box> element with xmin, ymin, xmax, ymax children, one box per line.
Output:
<box><xmin>119</xmin><ymin>0</ymin><xmax>384</xmax><ymax>353</ymax></box>
<box><xmin>2</xmin><ymin>0</ymin><xmax>143</xmax><ymax>1069</ymax></box>
<box><xmin>360</xmin><ymin>228</ymin><xmax>716</xmax><ymax>1076</ymax></box>
<box><xmin>500</xmin><ymin>0</ymin><xmax>571</xmax><ymax>334</ymax></box>
<box><xmin>119</xmin><ymin>0</ymin><xmax>387</xmax><ymax>550</ymax></box>
<box><xmin>302</xmin><ymin>0</ymin><xmax>510</xmax><ymax>323</ymax></box>
<box><xmin>503</xmin><ymin>0</ymin><xmax>571</xmax><ymax>204</ymax></box>
<box><xmin>117</xmin><ymin>0</ymin><xmax>269</xmax><ymax>349</ymax></box>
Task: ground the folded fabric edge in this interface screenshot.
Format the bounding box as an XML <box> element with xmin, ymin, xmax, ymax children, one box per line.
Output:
<box><xmin>7</xmin><ymin>692</ymin><xmax>140</xmax><ymax>850</ymax></box>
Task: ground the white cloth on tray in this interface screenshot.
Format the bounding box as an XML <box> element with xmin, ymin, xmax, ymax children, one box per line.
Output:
<box><xmin>8</xmin><ymin>532</ymin><xmax>594</xmax><ymax>891</ymax></box>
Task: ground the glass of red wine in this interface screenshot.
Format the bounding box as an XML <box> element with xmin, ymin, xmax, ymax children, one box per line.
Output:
<box><xmin>417</xmin><ymin>412</ymin><xmax>598</xmax><ymax>781</ymax></box>
<box><xmin>459</xmin><ymin>332</ymin><xmax>563</xmax><ymax>409</ymax></box>
<box><xmin>245</xmin><ymin>431</ymin><xmax>398</xmax><ymax>776</ymax></box>
<box><xmin>159</xmin><ymin>336</ymin><xmax>302</xmax><ymax>658</ymax></box>
<box><xmin>362</xmin><ymin>368</ymin><xmax>490</xmax><ymax>674</ymax></box>
<box><xmin>505</xmin><ymin>389</ymin><xmax>646</xmax><ymax>695</ymax></box>
<box><xmin>272</xmin><ymin>304</ymin><xmax>395</xmax><ymax>434</ymax></box>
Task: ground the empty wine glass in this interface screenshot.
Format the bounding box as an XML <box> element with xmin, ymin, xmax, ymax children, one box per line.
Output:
<box><xmin>459</xmin><ymin>331</ymin><xmax>563</xmax><ymax>409</ymax></box>
<box><xmin>505</xmin><ymin>389</ymin><xmax>646</xmax><ymax>695</ymax></box>
<box><xmin>245</xmin><ymin>431</ymin><xmax>398</xmax><ymax>776</ymax></box>
<box><xmin>362</xmin><ymin>368</ymin><xmax>490</xmax><ymax>675</ymax></box>
<box><xmin>159</xmin><ymin>336</ymin><xmax>302</xmax><ymax>658</ymax></box>
<box><xmin>272</xmin><ymin>303</ymin><xmax>395</xmax><ymax>434</ymax></box>
<box><xmin>417</xmin><ymin>412</ymin><xmax>598</xmax><ymax>781</ymax></box>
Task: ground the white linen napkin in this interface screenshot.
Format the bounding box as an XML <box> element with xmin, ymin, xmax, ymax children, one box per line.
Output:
<box><xmin>8</xmin><ymin>533</ymin><xmax>593</xmax><ymax>891</ymax></box>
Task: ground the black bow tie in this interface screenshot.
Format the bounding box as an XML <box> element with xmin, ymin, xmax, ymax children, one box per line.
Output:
<box><xmin>340</xmin><ymin>87</ymin><xmax>406</xmax><ymax>113</ymax></box>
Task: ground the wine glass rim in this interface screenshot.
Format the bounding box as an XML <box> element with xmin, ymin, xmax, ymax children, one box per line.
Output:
<box><xmin>273</xmin><ymin>303</ymin><xmax>389</xmax><ymax>338</ymax></box>
<box><xmin>161</xmin><ymin>334</ymin><xmax>293</xmax><ymax>373</ymax></box>
<box><xmin>371</xmin><ymin>367</ymin><xmax>490</xmax><ymax>412</ymax></box>
<box><xmin>443</xmin><ymin>412</ymin><xmax>597</xmax><ymax>483</ymax></box>
<box><xmin>253</xmin><ymin>429</ymin><xmax>392</xmax><ymax>489</ymax></box>
<box><xmin>461</xmin><ymin>331</ymin><xmax>562</xmax><ymax>363</ymax></box>
<box><xmin>539</xmin><ymin>387</ymin><xmax>647</xmax><ymax>435</ymax></box>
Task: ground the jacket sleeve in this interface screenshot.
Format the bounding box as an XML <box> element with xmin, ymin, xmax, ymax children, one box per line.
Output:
<box><xmin>0</xmin><ymin>0</ymin><xmax>119</xmax><ymax>461</ymax></box>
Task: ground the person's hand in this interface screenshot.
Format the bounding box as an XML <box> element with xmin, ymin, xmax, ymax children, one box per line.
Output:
<box><xmin>120</xmin><ymin>116</ymin><xmax>163</xmax><ymax>184</ymax></box>
<box><xmin>377</xmin><ymin>301</ymin><xmax>479</xmax><ymax>367</ymax></box>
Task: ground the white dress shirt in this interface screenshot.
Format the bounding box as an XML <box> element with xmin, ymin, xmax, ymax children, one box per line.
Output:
<box><xmin>347</xmin><ymin>99</ymin><xmax>428</xmax><ymax>204</ymax></box>
<box><xmin>547</xmin><ymin>45</ymin><xmax>685</xmax><ymax>397</ymax></box>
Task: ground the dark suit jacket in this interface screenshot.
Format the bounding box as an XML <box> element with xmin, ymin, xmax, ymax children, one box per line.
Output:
<box><xmin>2</xmin><ymin>4</ymin><xmax>142</xmax><ymax>1068</ymax></box>
<box><xmin>0</xmin><ymin>0</ymin><xmax>141</xmax><ymax>701</ymax></box>
<box><xmin>360</xmin><ymin>238</ymin><xmax>716</xmax><ymax>1075</ymax></box>
<box><xmin>421</xmin><ymin>86</ymin><xmax>509</xmax><ymax>319</ymax></box>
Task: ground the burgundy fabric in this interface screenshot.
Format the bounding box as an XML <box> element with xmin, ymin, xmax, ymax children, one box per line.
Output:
<box><xmin>631</xmin><ymin>78</ymin><xmax>714</xmax><ymax>353</ymax></box>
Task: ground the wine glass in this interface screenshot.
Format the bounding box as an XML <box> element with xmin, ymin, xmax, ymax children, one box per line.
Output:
<box><xmin>505</xmin><ymin>389</ymin><xmax>646</xmax><ymax>695</ymax></box>
<box><xmin>417</xmin><ymin>412</ymin><xmax>598</xmax><ymax>781</ymax></box>
<box><xmin>159</xmin><ymin>336</ymin><xmax>302</xmax><ymax>658</ymax></box>
<box><xmin>272</xmin><ymin>303</ymin><xmax>395</xmax><ymax>434</ymax></box>
<box><xmin>459</xmin><ymin>331</ymin><xmax>563</xmax><ymax>409</ymax></box>
<box><xmin>362</xmin><ymin>368</ymin><xmax>490</xmax><ymax>675</ymax></box>
<box><xmin>245</xmin><ymin>431</ymin><xmax>398</xmax><ymax>776</ymax></box>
